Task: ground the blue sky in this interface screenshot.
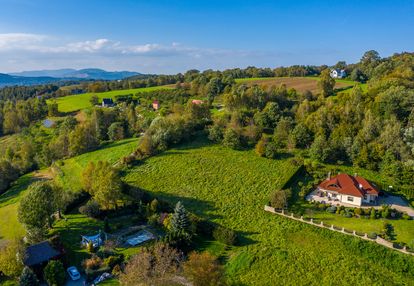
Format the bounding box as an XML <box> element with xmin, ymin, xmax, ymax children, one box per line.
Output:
<box><xmin>0</xmin><ymin>0</ymin><xmax>413</xmax><ymax>74</ymax></box>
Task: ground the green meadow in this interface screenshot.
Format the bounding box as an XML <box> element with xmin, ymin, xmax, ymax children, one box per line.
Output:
<box><xmin>50</xmin><ymin>86</ymin><xmax>172</xmax><ymax>113</ymax></box>
<box><xmin>0</xmin><ymin>138</ymin><xmax>139</xmax><ymax>245</ymax></box>
<box><xmin>123</xmin><ymin>138</ymin><xmax>414</xmax><ymax>285</ymax></box>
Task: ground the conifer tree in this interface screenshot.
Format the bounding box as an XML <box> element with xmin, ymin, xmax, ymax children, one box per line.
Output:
<box><xmin>19</xmin><ymin>266</ymin><xmax>39</xmax><ymax>286</ymax></box>
<box><xmin>170</xmin><ymin>201</ymin><xmax>190</xmax><ymax>234</ymax></box>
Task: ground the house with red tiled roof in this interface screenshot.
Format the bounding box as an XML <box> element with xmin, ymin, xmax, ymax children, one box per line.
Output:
<box><xmin>152</xmin><ymin>100</ymin><xmax>160</xmax><ymax>110</ymax></box>
<box><xmin>191</xmin><ymin>99</ymin><xmax>204</xmax><ymax>105</ymax></box>
<box><xmin>316</xmin><ymin>173</ymin><xmax>379</xmax><ymax>206</ymax></box>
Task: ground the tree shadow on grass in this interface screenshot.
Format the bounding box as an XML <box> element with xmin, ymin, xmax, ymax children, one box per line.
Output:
<box><xmin>0</xmin><ymin>174</ymin><xmax>43</xmax><ymax>207</ymax></box>
<box><xmin>141</xmin><ymin>188</ymin><xmax>223</xmax><ymax>221</ymax></box>
<box><xmin>236</xmin><ymin>231</ymin><xmax>259</xmax><ymax>247</ymax></box>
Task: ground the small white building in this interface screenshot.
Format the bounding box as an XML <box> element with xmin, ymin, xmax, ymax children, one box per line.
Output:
<box><xmin>330</xmin><ymin>69</ymin><xmax>346</xmax><ymax>79</ymax></box>
<box><xmin>316</xmin><ymin>173</ymin><xmax>379</xmax><ymax>207</ymax></box>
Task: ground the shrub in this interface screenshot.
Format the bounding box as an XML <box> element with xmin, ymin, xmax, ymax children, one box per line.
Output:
<box><xmin>147</xmin><ymin>214</ymin><xmax>161</xmax><ymax>226</ymax></box>
<box><xmin>354</xmin><ymin>208</ymin><xmax>362</xmax><ymax>216</ymax></box>
<box><xmin>381</xmin><ymin>207</ymin><xmax>390</xmax><ymax>219</ymax></box>
<box><xmin>368</xmin><ymin>232</ymin><xmax>377</xmax><ymax>239</ymax></box>
<box><xmin>255</xmin><ymin>137</ymin><xmax>267</xmax><ymax>157</ymax></box>
<box><xmin>326</xmin><ymin>206</ymin><xmax>337</xmax><ymax>214</ymax></box>
<box><xmin>344</xmin><ymin>213</ymin><xmax>353</xmax><ymax>218</ymax></box>
<box><xmin>83</xmin><ymin>255</ymin><xmax>103</xmax><ymax>270</ymax></box>
<box><xmin>79</xmin><ymin>200</ymin><xmax>101</xmax><ymax>218</ymax></box>
<box><xmin>213</xmin><ymin>226</ymin><xmax>237</xmax><ymax>245</ymax></box>
<box><xmin>269</xmin><ymin>189</ymin><xmax>291</xmax><ymax>209</ymax></box>
<box><xmin>104</xmin><ymin>255</ymin><xmax>123</xmax><ymax>269</ymax></box>
<box><xmin>112</xmin><ymin>264</ymin><xmax>122</xmax><ymax>276</ymax></box>
<box><xmin>223</xmin><ymin>128</ymin><xmax>242</xmax><ymax>150</ymax></box>
<box><xmin>370</xmin><ymin>208</ymin><xmax>377</xmax><ymax>219</ymax></box>
<box><xmin>19</xmin><ymin>266</ymin><xmax>39</xmax><ymax>286</ymax></box>
<box><xmin>402</xmin><ymin>213</ymin><xmax>411</xmax><ymax>220</ymax></box>
<box><xmin>43</xmin><ymin>260</ymin><xmax>65</xmax><ymax>286</ymax></box>
<box><xmin>264</xmin><ymin>141</ymin><xmax>278</xmax><ymax>159</ymax></box>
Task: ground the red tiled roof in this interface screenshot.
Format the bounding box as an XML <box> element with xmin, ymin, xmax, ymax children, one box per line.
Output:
<box><xmin>318</xmin><ymin>173</ymin><xmax>379</xmax><ymax>198</ymax></box>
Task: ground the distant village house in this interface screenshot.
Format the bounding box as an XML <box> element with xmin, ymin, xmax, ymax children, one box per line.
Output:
<box><xmin>330</xmin><ymin>69</ymin><xmax>346</xmax><ymax>79</ymax></box>
<box><xmin>191</xmin><ymin>99</ymin><xmax>204</xmax><ymax>105</ymax></box>
<box><xmin>102</xmin><ymin>98</ymin><xmax>115</xmax><ymax>107</ymax></box>
<box><xmin>152</xmin><ymin>100</ymin><xmax>160</xmax><ymax>110</ymax></box>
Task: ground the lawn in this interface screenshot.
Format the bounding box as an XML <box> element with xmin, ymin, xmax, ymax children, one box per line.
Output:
<box><xmin>0</xmin><ymin>138</ymin><xmax>139</xmax><ymax>245</ymax></box>
<box><xmin>235</xmin><ymin>76</ymin><xmax>359</xmax><ymax>94</ymax></box>
<box><xmin>49</xmin><ymin>86</ymin><xmax>172</xmax><ymax>113</ymax></box>
<box><xmin>123</xmin><ymin>138</ymin><xmax>414</xmax><ymax>285</ymax></box>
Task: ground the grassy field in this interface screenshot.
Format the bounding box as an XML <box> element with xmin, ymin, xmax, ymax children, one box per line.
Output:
<box><xmin>0</xmin><ymin>138</ymin><xmax>139</xmax><ymax>246</ymax></box>
<box><xmin>235</xmin><ymin>76</ymin><xmax>363</xmax><ymax>94</ymax></box>
<box><xmin>54</xmin><ymin>138</ymin><xmax>138</xmax><ymax>192</ymax></box>
<box><xmin>49</xmin><ymin>86</ymin><xmax>172</xmax><ymax>113</ymax></box>
<box><xmin>123</xmin><ymin>138</ymin><xmax>414</xmax><ymax>285</ymax></box>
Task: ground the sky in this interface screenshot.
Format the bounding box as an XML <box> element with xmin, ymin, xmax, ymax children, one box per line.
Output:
<box><xmin>0</xmin><ymin>0</ymin><xmax>413</xmax><ymax>74</ymax></box>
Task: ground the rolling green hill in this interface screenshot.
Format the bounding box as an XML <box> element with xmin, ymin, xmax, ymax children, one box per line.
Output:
<box><xmin>50</xmin><ymin>85</ymin><xmax>172</xmax><ymax>113</ymax></box>
<box><xmin>0</xmin><ymin>138</ymin><xmax>138</xmax><ymax>244</ymax></box>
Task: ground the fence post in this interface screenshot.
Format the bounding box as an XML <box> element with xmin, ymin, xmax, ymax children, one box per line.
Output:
<box><xmin>320</xmin><ymin>221</ymin><xmax>324</xmax><ymax>226</ymax></box>
<box><xmin>364</xmin><ymin>233</ymin><xmax>368</xmax><ymax>239</ymax></box>
<box><xmin>331</xmin><ymin>225</ymin><xmax>334</xmax><ymax>230</ymax></box>
<box><xmin>342</xmin><ymin>227</ymin><xmax>345</xmax><ymax>233</ymax></box>
<box><xmin>291</xmin><ymin>213</ymin><xmax>294</xmax><ymax>218</ymax></box>
<box><xmin>310</xmin><ymin>218</ymin><xmax>313</xmax><ymax>223</ymax></box>
<box><xmin>300</xmin><ymin>216</ymin><xmax>303</xmax><ymax>221</ymax></box>
<box><xmin>281</xmin><ymin>209</ymin><xmax>285</xmax><ymax>215</ymax></box>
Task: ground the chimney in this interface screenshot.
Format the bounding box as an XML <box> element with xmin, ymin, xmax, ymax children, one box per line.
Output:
<box><xmin>327</xmin><ymin>171</ymin><xmax>331</xmax><ymax>180</ymax></box>
<box><xmin>359</xmin><ymin>183</ymin><xmax>363</xmax><ymax>190</ymax></box>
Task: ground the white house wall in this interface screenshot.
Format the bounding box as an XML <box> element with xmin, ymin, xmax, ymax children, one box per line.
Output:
<box><xmin>340</xmin><ymin>195</ymin><xmax>362</xmax><ymax>206</ymax></box>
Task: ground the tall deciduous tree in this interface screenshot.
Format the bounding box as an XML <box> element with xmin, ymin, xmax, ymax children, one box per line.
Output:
<box><xmin>183</xmin><ymin>252</ymin><xmax>226</xmax><ymax>286</ymax></box>
<box><xmin>82</xmin><ymin>161</ymin><xmax>123</xmax><ymax>209</ymax></box>
<box><xmin>318</xmin><ymin>69</ymin><xmax>335</xmax><ymax>97</ymax></box>
<box><xmin>18</xmin><ymin>182</ymin><xmax>56</xmax><ymax>231</ymax></box>
<box><xmin>119</xmin><ymin>242</ymin><xmax>181</xmax><ymax>286</ymax></box>
<box><xmin>0</xmin><ymin>239</ymin><xmax>25</xmax><ymax>278</ymax></box>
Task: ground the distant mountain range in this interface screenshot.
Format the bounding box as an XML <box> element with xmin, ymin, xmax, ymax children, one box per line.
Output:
<box><xmin>0</xmin><ymin>68</ymin><xmax>141</xmax><ymax>87</ymax></box>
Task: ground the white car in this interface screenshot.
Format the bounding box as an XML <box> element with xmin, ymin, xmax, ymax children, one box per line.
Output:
<box><xmin>67</xmin><ymin>266</ymin><xmax>81</xmax><ymax>281</ymax></box>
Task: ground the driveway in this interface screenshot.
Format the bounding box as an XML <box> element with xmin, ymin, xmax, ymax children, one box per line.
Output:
<box><xmin>378</xmin><ymin>195</ymin><xmax>414</xmax><ymax>217</ymax></box>
<box><xmin>65</xmin><ymin>276</ymin><xmax>86</xmax><ymax>286</ymax></box>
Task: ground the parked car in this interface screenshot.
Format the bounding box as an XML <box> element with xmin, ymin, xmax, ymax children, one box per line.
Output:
<box><xmin>92</xmin><ymin>272</ymin><xmax>112</xmax><ymax>285</ymax></box>
<box><xmin>67</xmin><ymin>266</ymin><xmax>81</xmax><ymax>281</ymax></box>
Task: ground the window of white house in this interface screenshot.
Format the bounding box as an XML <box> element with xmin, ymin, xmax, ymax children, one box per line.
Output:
<box><xmin>347</xmin><ymin>196</ymin><xmax>354</xmax><ymax>202</ymax></box>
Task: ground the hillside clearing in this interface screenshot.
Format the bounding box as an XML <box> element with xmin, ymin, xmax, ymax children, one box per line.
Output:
<box><xmin>124</xmin><ymin>138</ymin><xmax>414</xmax><ymax>285</ymax></box>
<box><xmin>235</xmin><ymin>77</ymin><xmax>358</xmax><ymax>94</ymax></box>
<box><xmin>50</xmin><ymin>86</ymin><xmax>173</xmax><ymax>113</ymax></box>
<box><xmin>0</xmin><ymin>138</ymin><xmax>139</xmax><ymax>245</ymax></box>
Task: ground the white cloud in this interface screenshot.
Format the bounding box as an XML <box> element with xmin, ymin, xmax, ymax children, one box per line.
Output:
<box><xmin>0</xmin><ymin>33</ymin><xmax>47</xmax><ymax>49</ymax></box>
<box><xmin>0</xmin><ymin>32</ymin><xmax>284</xmax><ymax>73</ymax></box>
